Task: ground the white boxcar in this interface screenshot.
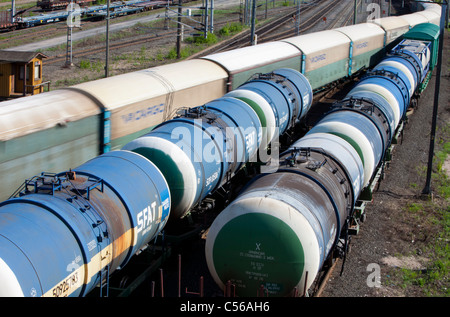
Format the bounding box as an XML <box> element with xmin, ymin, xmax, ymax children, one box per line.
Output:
<box><xmin>416</xmin><ymin>10</ymin><xmax>441</xmax><ymax>26</ymax></box>
<box><xmin>400</xmin><ymin>13</ymin><xmax>429</xmax><ymax>28</ymax></box>
<box><xmin>335</xmin><ymin>23</ymin><xmax>386</xmax><ymax>74</ymax></box>
<box><xmin>70</xmin><ymin>59</ymin><xmax>228</xmax><ymax>150</ymax></box>
<box><xmin>282</xmin><ymin>30</ymin><xmax>351</xmax><ymax>90</ymax></box>
<box><xmin>369</xmin><ymin>16</ymin><xmax>410</xmax><ymax>45</ymax></box>
<box><xmin>201</xmin><ymin>41</ymin><xmax>302</xmax><ymax>90</ymax></box>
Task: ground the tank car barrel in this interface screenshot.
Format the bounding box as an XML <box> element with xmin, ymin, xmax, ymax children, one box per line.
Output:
<box><xmin>0</xmin><ymin>151</ymin><xmax>170</xmax><ymax>297</ymax></box>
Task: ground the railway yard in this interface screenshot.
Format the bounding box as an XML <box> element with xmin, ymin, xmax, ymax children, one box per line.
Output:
<box><xmin>0</xmin><ymin>0</ymin><xmax>448</xmax><ymax>301</ymax></box>
<box><xmin>2</xmin><ymin>0</ymin><xmax>379</xmax><ymax>89</ymax></box>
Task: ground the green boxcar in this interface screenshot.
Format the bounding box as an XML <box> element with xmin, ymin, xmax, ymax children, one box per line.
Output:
<box><xmin>402</xmin><ymin>23</ymin><xmax>440</xmax><ymax>71</ymax></box>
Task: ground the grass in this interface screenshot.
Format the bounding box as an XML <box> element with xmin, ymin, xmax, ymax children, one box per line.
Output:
<box><xmin>434</xmin><ymin>136</ymin><xmax>450</xmax><ymax>198</ymax></box>
<box><xmin>391</xmin><ymin>124</ymin><xmax>450</xmax><ymax>296</ymax></box>
<box><xmin>398</xmin><ymin>205</ymin><xmax>450</xmax><ymax>296</ymax></box>
<box><xmin>164</xmin><ymin>32</ymin><xmax>219</xmax><ymax>59</ymax></box>
<box><xmin>79</xmin><ymin>59</ymin><xmax>104</xmax><ymax>73</ymax></box>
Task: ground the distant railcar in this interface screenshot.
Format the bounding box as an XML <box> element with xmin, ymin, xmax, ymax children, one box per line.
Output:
<box><xmin>37</xmin><ymin>0</ymin><xmax>97</xmax><ymax>11</ymax></box>
<box><xmin>0</xmin><ymin>12</ymin><xmax>18</xmax><ymax>32</ymax></box>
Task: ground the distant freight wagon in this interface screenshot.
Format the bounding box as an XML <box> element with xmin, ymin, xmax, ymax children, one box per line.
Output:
<box><xmin>37</xmin><ymin>0</ymin><xmax>97</xmax><ymax>11</ymax></box>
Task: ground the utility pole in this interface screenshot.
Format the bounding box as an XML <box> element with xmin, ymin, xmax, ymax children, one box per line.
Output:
<box><xmin>295</xmin><ymin>0</ymin><xmax>301</xmax><ymax>35</ymax></box>
<box><xmin>11</xmin><ymin>0</ymin><xmax>15</xmax><ymax>23</ymax></box>
<box><xmin>265</xmin><ymin>0</ymin><xmax>268</xmax><ymax>19</ymax></box>
<box><xmin>244</xmin><ymin>0</ymin><xmax>250</xmax><ymax>25</ymax></box>
<box><xmin>209</xmin><ymin>0</ymin><xmax>214</xmax><ymax>33</ymax></box>
<box><xmin>65</xmin><ymin>1</ymin><xmax>78</xmax><ymax>68</ymax></box>
<box><xmin>105</xmin><ymin>0</ymin><xmax>110</xmax><ymax>78</ymax></box>
<box><xmin>422</xmin><ymin>1</ymin><xmax>447</xmax><ymax>196</ymax></box>
<box><xmin>250</xmin><ymin>0</ymin><xmax>256</xmax><ymax>45</ymax></box>
<box><xmin>204</xmin><ymin>0</ymin><xmax>208</xmax><ymax>38</ymax></box>
<box><xmin>66</xmin><ymin>23</ymin><xmax>73</xmax><ymax>67</ymax></box>
<box><xmin>177</xmin><ymin>0</ymin><xmax>182</xmax><ymax>58</ymax></box>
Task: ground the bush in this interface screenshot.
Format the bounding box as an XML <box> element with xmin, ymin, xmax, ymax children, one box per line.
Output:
<box><xmin>185</xmin><ymin>32</ymin><xmax>218</xmax><ymax>45</ymax></box>
<box><xmin>80</xmin><ymin>60</ymin><xmax>91</xmax><ymax>69</ymax></box>
<box><xmin>219</xmin><ymin>22</ymin><xmax>243</xmax><ymax>36</ymax></box>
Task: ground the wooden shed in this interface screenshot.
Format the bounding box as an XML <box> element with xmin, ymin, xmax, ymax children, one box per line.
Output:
<box><xmin>0</xmin><ymin>51</ymin><xmax>49</xmax><ymax>98</ymax></box>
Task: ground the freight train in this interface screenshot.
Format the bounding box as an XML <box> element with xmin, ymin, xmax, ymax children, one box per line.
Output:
<box><xmin>204</xmin><ymin>23</ymin><xmax>441</xmax><ymax>296</ymax></box>
<box><xmin>0</xmin><ymin>67</ymin><xmax>312</xmax><ymax>297</ymax></box>
<box><xmin>0</xmin><ymin>2</ymin><xmax>441</xmax><ymax>203</ymax></box>
<box><xmin>0</xmin><ymin>2</ymin><xmax>442</xmax><ymax>297</ymax></box>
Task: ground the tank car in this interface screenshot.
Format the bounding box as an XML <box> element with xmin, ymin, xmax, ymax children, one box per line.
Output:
<box><xmin>0</xmin><ymin>150</ymin><xmax>170</xmax><ymax>296</ymax></box>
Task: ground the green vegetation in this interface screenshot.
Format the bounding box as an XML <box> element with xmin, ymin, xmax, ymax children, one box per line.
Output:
<box><xmin>396</xmin><ymin>205</ymin><xmax>449</xmax><ymax>296</ymax></box>
<box><xmin>162</xmin><ymin>20</ymin><xmax>247</xmax><ymax>61</ymax></box>
<box><xmin>389</xmin><ymin>124</ymin><xmax>450</xmax><ymax>296</ymax></box>
<box><xmin>79</xmin><ymin>59</ymin><xmax>104</xmax><ymax>73</ymax></box>
<box><xmin>219</xmin><ymin>22</ymin><xmax>244</xmax><ymax>36</ymax></box>
<box><xmin>435</xmin><ymin>136</ymin><xmax>450</xmax><ymax>198</ymax></box>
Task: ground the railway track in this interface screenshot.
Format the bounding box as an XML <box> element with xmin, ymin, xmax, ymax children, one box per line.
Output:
<box><xmin>0</xmin><ymin>22</ymin><xmax>73</xmax><ymax>48</ymax></box>
<box><xmin>258</xmin><ymin>0</ymin><xmax>356</xmax><ymax>43</ymax></box>
<box><xmin>188</xmin><ymin>0</ymin><xmax>320</xmax><ymax>57</ymax></box>
<box><xmin>327</xmin><ymin>0</ymin><xmax>362</xmax><ymax>29</ymax></box>
<box><xmin>0</xmin><ymin>27</ymin><xmax>59</xmax><ymax>45</ymax></box>
<box><xmin>46</xmin><ymin>0</ymin><xmax>344</xmax><ymax>66</ymax></box>
<box><xmin>44</xmin><ymin>16</ymin><xmax>245</xmax><ymax>65</ymax></box>
<box><xmin>45</xmin><ymin>31</ymin><xmax>179</xmax><ymax>65</ymax></box>
<box><xmin>188</xmin><ymin>0</ymin><xmax>353</xmax><ymax>58</ymax></box>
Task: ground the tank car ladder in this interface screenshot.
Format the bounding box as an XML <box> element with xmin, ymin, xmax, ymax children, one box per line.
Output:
<box><xmin>64</xmin><ymin>172</ymin><xmax>112</xmax><ymax>297</ymax></box>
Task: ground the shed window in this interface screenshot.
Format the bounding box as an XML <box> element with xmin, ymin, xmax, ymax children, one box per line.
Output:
<box><xmin>19</xmin><ymin>65</ymin><xmax>24</xmax><ymax>80</ymax></box>
<box><xmin>34</xmin><ymin>61</ymin><xmax>41</xmax><ymax>80</ymax></box>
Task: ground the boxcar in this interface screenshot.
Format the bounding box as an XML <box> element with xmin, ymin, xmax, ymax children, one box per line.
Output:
<box><xmin>0</xmin><ymin>90</ymin><xmax>101</xmax><ymax>201</ymax></box>
<box><xmin>282</xmin><ymin>30</ymin><xmax>351</xmax><ymax>90</ymax></box>
<box><xmin>201</xmin><ymin>41</ymin><xmax>302</xmax><ymax>91</ymax></box>
<box><xmin>369</xmin><ymin>16</ymin><xmax>410</xmax><ymax>46</ymax></box>
<box><xmin>335</xmin><ymin>23</ymin><xmax>386</xmax><ymax>75</ymax></box>
<box><xmin>69</xmin><ymin>59</ymin><xmax>228</xmax><ymax>151</ymax></box>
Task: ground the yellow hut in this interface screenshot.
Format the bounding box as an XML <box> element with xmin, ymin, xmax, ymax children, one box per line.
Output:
<box><xmin>0</xmin><ymin>51</ymin><xmax>49</xmax><ymax>98</ymax></box>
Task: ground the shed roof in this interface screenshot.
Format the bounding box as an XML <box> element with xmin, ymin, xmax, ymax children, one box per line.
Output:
<box><xmin>0</xmin><ymin>50</ymin><xmax>48</xmax><ymax>63</ymax></box>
